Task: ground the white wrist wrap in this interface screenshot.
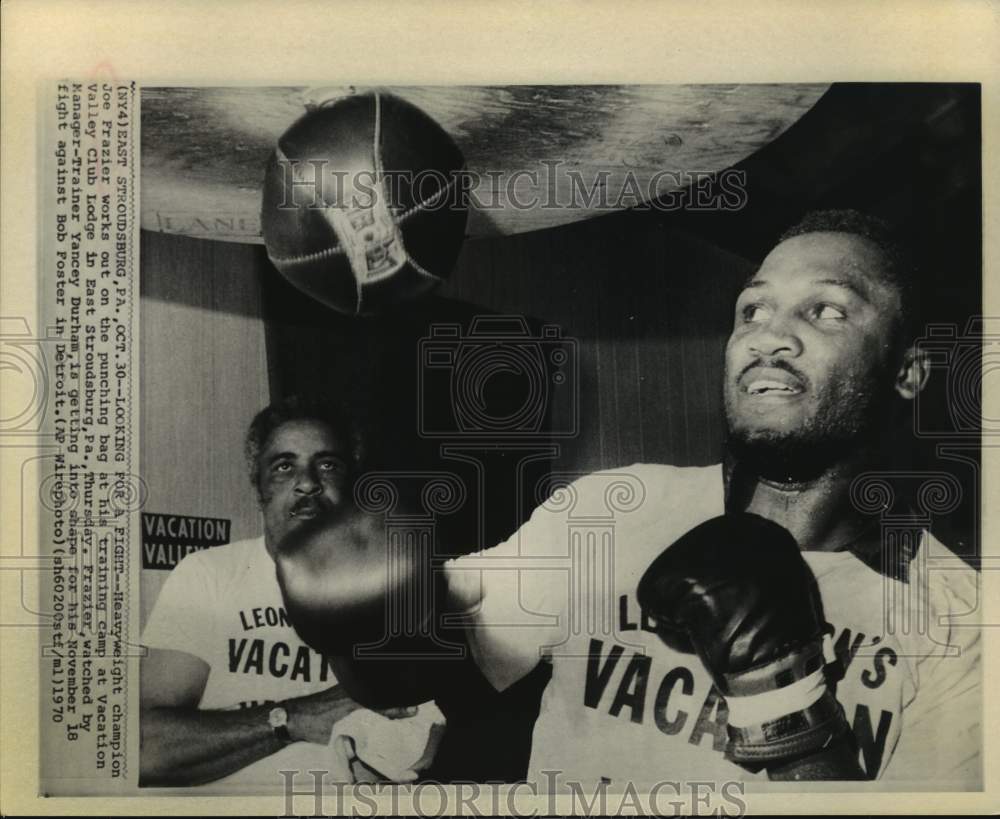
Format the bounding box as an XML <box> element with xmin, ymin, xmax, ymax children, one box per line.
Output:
<box><xmin>725</xmin><ymin>667</ymin><xmax>826</xmax><ymax>728</ymax></box>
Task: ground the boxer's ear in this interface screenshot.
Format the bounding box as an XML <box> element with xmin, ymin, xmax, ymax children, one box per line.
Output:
<box><xmin>894</xmin><ymin>345</ymin><xmax>930</xmax><ymax>400</ymax></box>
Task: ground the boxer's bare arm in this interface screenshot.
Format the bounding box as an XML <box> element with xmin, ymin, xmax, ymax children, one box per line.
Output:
<box><xmin>444</xmin><ymin>561</ymin><xmax>543</xmax><ymax>692</ymax></box>
<box><xmin>139</xmin><ymin>647</ymin><xmax>361</xmax><ymax>785</ymax></box>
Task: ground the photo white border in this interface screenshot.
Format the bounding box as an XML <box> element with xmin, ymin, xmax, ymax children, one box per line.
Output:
<box><xmin>2</xmin><ymin>0</ymin><xmax>997</xmax><ymax>814</ymax></box>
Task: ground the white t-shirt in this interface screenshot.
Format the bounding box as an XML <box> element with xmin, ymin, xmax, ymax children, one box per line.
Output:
<box><xmin>453</xmin><ymin>463</ymin><xmax>981</xmax><ymax>791</ymax></box>
<box><xmin>141</xmin><ymin>536</ymin><xmax>353</xmax><ymax>785</ymax></box>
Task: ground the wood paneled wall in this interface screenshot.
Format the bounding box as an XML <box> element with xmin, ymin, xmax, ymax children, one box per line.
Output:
<box><xmin>139</xmin><ymin>231</ymin><xmax>270</xmax><ymax>624</ymax></box>
<box><xmin>443</xmin><ymin>210</ymin><xmax>754</xmax><ymax>474</ymax></box>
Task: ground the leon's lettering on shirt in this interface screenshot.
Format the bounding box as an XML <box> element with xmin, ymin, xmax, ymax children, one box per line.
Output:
<box><xmin>238</xmin><ymin>605</ymin><xmax>293</xmax><ymax>631</ymax></box>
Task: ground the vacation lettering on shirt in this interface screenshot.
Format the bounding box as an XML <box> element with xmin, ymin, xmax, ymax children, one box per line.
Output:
<box><xmin>227</xmin><ymin>604</ymin><xmax>337</xmax><ymax>685</ymax></box>
<box><xmin>578</xmin><ymin>594</ymin><xmax>901</xmax><ymax>776</ymax></box>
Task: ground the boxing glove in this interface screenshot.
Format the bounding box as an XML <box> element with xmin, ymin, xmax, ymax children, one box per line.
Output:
<box><xmin>637</xmin><ymin>513</ymin><xmax>849</xmax><ymax>767</ymax></box>
<box><xmin>276</xmin><ymin>508</ymin><xmax>455</xmax><ymax>708</ymax></box>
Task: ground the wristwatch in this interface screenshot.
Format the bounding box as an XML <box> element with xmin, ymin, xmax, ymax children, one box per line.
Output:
<box><xmin>268</xmin><ymin>706</ymin><xmax>292</xmax><ymax>744</ymax></box>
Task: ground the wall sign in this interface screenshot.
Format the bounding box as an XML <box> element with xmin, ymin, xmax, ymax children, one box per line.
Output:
<box><xmin>141</xmin><ymin>512</ymin><xmax>232</xmax><ymax>569</ymax></box>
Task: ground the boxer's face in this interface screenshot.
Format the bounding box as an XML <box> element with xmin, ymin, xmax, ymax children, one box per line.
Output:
<box><xmin>723</xmin><ymin>232</ymin><xmax>904</xmax><ymax>471</ymax></box>
<box><xmin>258</xmin><ymin>419</ymin><xmax>351</xmax><ymax>549</ymax></box>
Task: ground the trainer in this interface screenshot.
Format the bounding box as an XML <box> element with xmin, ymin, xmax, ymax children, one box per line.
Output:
<box><xmin>139</xmin><ymin>396</ymin><xmax>432</xmax><ymax>786</ymax></box>
<box><xmin>445</xmin><ymin>210</ymin><xmax>980</xmax><ymax>787</ymax></box>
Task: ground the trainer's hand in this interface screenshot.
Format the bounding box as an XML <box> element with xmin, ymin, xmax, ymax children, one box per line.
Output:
<box><xmin>637</xmin><ymin>513</ymin><xmax>853</xmax><ymax>770</ymax></box>
<box><xmin>337</xmin><ymin>735</ymin><xmax>389</xmax><ymax>783</ymax></box>
<box><xmin>285</xmin><ymin>685</ymin><xmax>364</xmax><ymax>745</ymax></box>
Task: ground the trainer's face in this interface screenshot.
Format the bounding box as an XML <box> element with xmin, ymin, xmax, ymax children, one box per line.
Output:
<box><xmin>724</xmin><ymin>232</ymin><xmax>903</xmax><ymax>454</ymax></box>
<box><xmin>258</xmin><ymin>419</ymin><xmax>351</xmax><ymax>550</ymax></box>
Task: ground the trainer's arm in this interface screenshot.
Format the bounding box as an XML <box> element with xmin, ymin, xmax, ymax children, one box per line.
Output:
<box><xmin>139</xmin><ymin>647</ymin><xmax>362</xmax><ymax>786</ymax></box>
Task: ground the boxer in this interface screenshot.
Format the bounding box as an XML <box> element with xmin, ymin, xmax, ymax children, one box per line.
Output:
<box><xmin>285</xmin><ymin>211</ymin><xmax>980</xmax><ymax>788</ymax></box>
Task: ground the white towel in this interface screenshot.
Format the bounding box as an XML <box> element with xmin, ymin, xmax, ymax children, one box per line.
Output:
<box><xmin>331</xmin><ymin>702</ymin><xmax>446</xmax><ymax>781</ymax></box>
